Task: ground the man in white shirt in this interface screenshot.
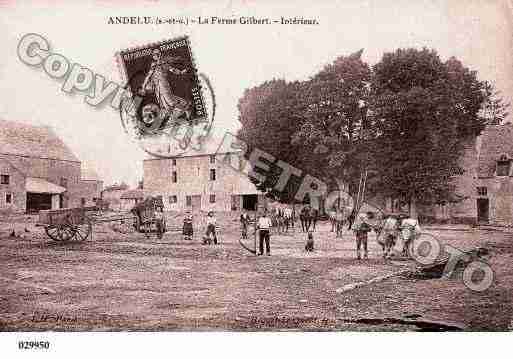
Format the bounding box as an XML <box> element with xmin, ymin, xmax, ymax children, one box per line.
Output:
<box><xmin>257</xmin><ymin>211</ymin><xmax>273</xmax><ymax>256</ymax></box>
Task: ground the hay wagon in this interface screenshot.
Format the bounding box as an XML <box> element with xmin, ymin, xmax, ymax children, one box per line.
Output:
<box><xmin>130</xmin><ymin>196</ymin><xmax>167</xmax><ymax>239</ymax></box>
<box><xmin>37</xmin><ymin>196</ymin><xmax>169</xmax><ymax>242</ymax></box>
<box><xmin>38</xmin><ymin>206</ymin><xmax>96</xmax><ymax>242</ymax></box>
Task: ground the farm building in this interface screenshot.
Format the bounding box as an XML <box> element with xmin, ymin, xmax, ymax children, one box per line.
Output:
<box><xmin>120</xmin><ymin>189</ymin><xmax>144</xmax><ymax>211</ymax></box>
<box><xmin>401</xmin><ymin>124</ymin><xmax>513</xmax><ymax>225</ymax></box>
<box><xmin>101</xmin><ymin>182</ymin><xmax>129</xmax><ymax>211</ymax></box>
<box><xmin>77</xmin><ymin>164</ymin><xmax>104</xmax><ymax>207</ymax></box>
<box><xmin>0</xmin><ymin>119</ymin><xmax>102</xmax><ymax>213</ymax></box>
<box><xmin>472</xmin><ymin>124</ymin><xmax>513</xmax><ymax>225</ymax></box>
<box><xmin>144</xmin><ymin>138</ymin><xmax>263</xmax><ymax>212</ymax></box>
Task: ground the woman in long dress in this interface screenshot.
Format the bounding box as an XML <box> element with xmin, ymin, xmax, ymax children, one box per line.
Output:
<box><xmin>182</xmin><ymin>211</ymin><xmax>193</xmax><ymax>240</ymax></box>
<box><xmin>140</xmin><ymin>48</ymin><xmax>191</xmax><ymax>122</ymax></box>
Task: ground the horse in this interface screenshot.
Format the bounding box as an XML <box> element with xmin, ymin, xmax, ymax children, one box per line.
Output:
<box><xmin>328</xmin><ymin>206</ymin><xmax>351</xmax><ymax>238</ymax></box>
<box><xmin>375</xmin><ymin>215</ymin><xmax>422</xmax><ymax>258</ymax></box>
<box><xmin>309</xmin><ymin>207</ymin><xmax>319</xmax><ymax>231</ymax></box>
<box><xmin>374</xmin><ymin>216</ymin><xmax>401</xmax><ymax>259</ymax></box>
<box><xmin>400</xmin><ymin>217</ymin><xmax>422</xmax><ymax>258</ymax></box>
<box><xmin>299</xmin><ymin>205</ymin><xmax>311</xmax><ymax>232</ymax></box>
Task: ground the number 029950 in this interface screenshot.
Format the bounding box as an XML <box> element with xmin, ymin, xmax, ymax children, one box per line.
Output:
<box><xmin>18</xmin><ymin>341</ymin><xmax>50</xmax><ymax>350</ymax></box>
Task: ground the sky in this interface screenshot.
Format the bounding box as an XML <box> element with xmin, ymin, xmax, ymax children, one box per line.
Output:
<box><xmin>1</xmin><ymin>0</ymin><xmax>512</xmax><ymax>188</ymax></box>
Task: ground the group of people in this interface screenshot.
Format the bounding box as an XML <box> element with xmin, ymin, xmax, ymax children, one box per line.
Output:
<box><xmin>181</xmin><ymin>206</ymin><xmax>421</xmax><ymax>260</ymax></box>
<box><xmin>351</xmin><ymin>211</ymin><xmax>422</xmax><ymax>260</ymax></box>
<box><xmin>181</xmin><ymin>210</ymin><xmax>218</xmax><ymax>245</ymax></box>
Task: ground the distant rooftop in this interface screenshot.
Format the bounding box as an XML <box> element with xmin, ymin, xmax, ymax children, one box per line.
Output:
<box><xmin>103</xmin><ymin>183</ymin><xmax>129</xmax><ymax>192</ymax></box>
<box><xmin>0</xmin><ymin>119</ymin><xmax>80</xmax><ymax>162</ymax></box>
<box><xmin>81</xmin><ymin>163</ymin><xmax>101</xmax><ymax>181</ymax></box>
<box><xmin>120</xmin><ymin>189</ymin><xmax>144</xmax><ymax>200</ymax></box>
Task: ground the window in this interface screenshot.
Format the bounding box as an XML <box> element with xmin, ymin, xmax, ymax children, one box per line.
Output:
<box><xmin>209</xmin><ymin>194</ymin><xmax>216</xmax><ymax>203</ymax></box>
<box><xmin>477</xmin><ymin>187</ymin><xmax>487</xmax><ymax>196</ymax></box>
<box><xmin>172</xmin><ymin>171</ymin><xmax>177</xmax><ymax>183</ymax></box>
<box><xmin>209</xmin><ymin>169</ymin><xmax>216</xmax><ymax>181</ymax></box>
<box><xmin>497</xmin><ymin>161</ymin><xmax>511</xmax><ymax>176</ymax></box>
<box><xmin>496</xmin><ymin>155</ymin><xmax>511</xmax><ymax>176</ymax></box>
<box><xmin>81</xmin><ymin>198</ymin><xmax>86</xmax><ymax>206</ymax></box>
<box><xmin>169</xmin><ymin>195</ymin><xmax>177</xmax><ymax>204</ymax></box>
<box><xmin>1</xmin><ymin>175</ymin><xmax>9</xmax><ymax>185</ymax></box>
<box><xmin>186</xmin><ymin>195</ymin><xmax>192</xmax><ymax>206</ymax></box>
<box><xmin>60</xmin><ymin>177</ymin><xmax>68</xmax><ymax>188</ymax></box>
<box><xmin>172</xmin><ymin>158</ymin><xmax>176</xmax><ymax>166</ymax></box>
<box><xmin>209</xmin><ymin>155</ymin><xmax>216</xmax><ymax>164</ymax></box>
<box><xmin>5</xmin><ymin>193</ymin><xmax>12</xmax><ymax>204</ymax></box>
<box><xmin>223</xmin><ymin>153</ymin><xmax>232</xmax><ymax>164</ymax></box>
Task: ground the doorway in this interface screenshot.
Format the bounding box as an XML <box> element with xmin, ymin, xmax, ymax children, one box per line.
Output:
<box><xmin>477</xmin><ymin>198</ymin><xmax>489</xmax><ymax>223</ymax></box>
<box><xmin>242</xmin><ymin>194</ymin><xmax>258</xmax><ymax>211</ymax></box>
<box><xmin>26</xmin><ymin>192</ymin><xmax>52</xmax><ymax>213</ymax></box>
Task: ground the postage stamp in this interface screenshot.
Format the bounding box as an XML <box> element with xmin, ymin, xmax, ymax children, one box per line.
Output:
<box><xmin>116</xmin><ymin>36</ymin><xmax>208</xmax><ymax>139</ymax></box>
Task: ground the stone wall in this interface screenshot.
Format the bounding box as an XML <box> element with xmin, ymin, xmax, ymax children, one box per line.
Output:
<box><xmin>0</xmin><ymin>159</ymin><xmax>26</xmax><ymax>213</ymax></box>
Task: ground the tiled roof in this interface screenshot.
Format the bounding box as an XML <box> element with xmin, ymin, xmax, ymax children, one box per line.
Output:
<box><xmin>0</xmin><ymin>120</ymin><xmax>80</xmax><ymax>162</ymax></box>
<box><xmin>120</xmin><ymin>189</ymin><xmax>144</xmax><ymax>199</ymax></box>
<box><xmin>103</xmin><ymin>183</ymin><xmax>129</xmax><ymax>192</ymax></box>
<box><xmin>478</xmin><ymin>124</ymin><xmax>513</xmax><ymax>178</ymax></box>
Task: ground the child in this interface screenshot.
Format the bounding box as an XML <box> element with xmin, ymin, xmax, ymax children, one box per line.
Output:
<box><xmin>182</xmin><ymin>211</ymin><xmax>193</xmax><ymax>240</ymax></box>
<box><xmin>305</xmin><ymin>232</ymin><xmax>314</xmax><ymax>252</ymax></box>
<box><xmin>203</xmin><ymin>211</ymin><xmax>218</xmax><ymax>245</ymax></box>
<box><xmin>240</xmin><ymin>211</ymin><xmax>250</xmax><ymax>239</ymax></box>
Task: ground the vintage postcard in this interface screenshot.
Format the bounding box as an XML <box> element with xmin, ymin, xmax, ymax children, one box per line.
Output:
<box><xmin>0</xmin><ymin>0</ymin><xmax>512</xmax><ymax>358</ymax></box>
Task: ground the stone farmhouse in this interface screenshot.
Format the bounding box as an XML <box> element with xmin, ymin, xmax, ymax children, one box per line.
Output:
<box><xmin>120</xmin><ymin>189</ymin><xmax>144</xmax><ymax>211</ymax></box>
<box><xmin>0</xmin><ymin>120</ymin><xmax>102</xmax><ymax>213</ymax></box>
<box><xmin>101</xmin><ymin>182</ymin><xmax>129</xmax><ymax>211</ymax></box>
<box><xmin>408</xmin><ymin>124</ymin><xmax>513</xmax><ymax>225</ymax></box>
<box><xmin>144</xmin><ymin>139</ymin><xmax>262</xmax><ymax>212</ymax></box>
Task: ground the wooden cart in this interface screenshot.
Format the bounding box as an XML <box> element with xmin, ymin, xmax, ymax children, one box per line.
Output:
<box><xmin>130</xmin><ymin>196</ymin><xmax>167</xmax><ymax>239</ymax></box>
<box><xmin>38</xmin><ymin>207</ymin><xmax>95</xmax><ymax>242</ymax></box>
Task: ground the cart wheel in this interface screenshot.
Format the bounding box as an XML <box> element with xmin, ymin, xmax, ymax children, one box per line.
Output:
<box><xmin>134</xmin><ymin>217</ymin><xmax>141</xmax><ymax>232</ymax></box>
<box><xmin>45</xmin><ymin>225</ymin><xmax>74</xmax><ymax>242</ymax></box>
<box><xmin>70</xmin><ymin>215</ymin><xmax>92</xmax><ymax>241</ymax></box>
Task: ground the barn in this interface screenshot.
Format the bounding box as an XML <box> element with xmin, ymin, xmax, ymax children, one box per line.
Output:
<box><xmin>0</xmin><ymin>120</ymin><xmax>102</xmax><ymax>213</ymax></box>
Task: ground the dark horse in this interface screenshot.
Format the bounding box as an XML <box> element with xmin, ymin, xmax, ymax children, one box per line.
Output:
<box><xmin>299</xmin><ymin>206</ymin><xmax>319</xmax><ymax>232</ymax></box>
<box><xmin>299</xmin><ymin>205</ymin><xmax>310</xmax><ymax>232</ymax></box>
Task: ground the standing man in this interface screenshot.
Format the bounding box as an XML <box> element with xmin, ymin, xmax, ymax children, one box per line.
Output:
<box><xmin>352</xmin><ymin>212</ymin><xmax>372</xmax><ymax>259</ymax></box>
<box><xmin>283</xmin><ymin>206</ymin><xmax>293</xmax><ymax>232</ymax></box>
<box><xmin>257</xmin><ymin>211</ymin><xmax>272</xmax><ymax>256</ymax></box>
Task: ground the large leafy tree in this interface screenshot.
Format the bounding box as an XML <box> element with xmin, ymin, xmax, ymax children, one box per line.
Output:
<box><xmin>292</xmin><ymin>50</ymin><xmax>372</xmax><ymax>195</ymax></box>
<box><xmin>237</xmin><ymin>79</ymin><xmax>309</xmax><ymax>203</ymax></box>
<box><xmin>369</xmin><ymin>48</ymin><xmax>492</xmax><ymax>211</ymax></box>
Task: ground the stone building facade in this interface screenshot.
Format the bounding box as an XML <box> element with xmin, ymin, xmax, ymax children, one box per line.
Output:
<box><xmin>473</xmin><ymin>124</ymin><xmax>513</xmax><ymax>225</ymax></box>
<box><xmin>144</xmin><ymin>140</ymin><xmax>261</xmax><ymax>212</ymax></box>
<box><xmin>403</xmin><ymin>124</ymin><xmax>513</xmax><ymax>225</ymax></box>
<box><xmin>0</xmin><ymin>120</ymin><xmax>102</xmax><ymax>213</ymax></box>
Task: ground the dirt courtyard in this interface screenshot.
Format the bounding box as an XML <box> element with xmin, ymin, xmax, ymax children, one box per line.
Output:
<box><xmin>1</xmin><ymin>213</ymin><xmax>512</xmax><ymax>331</ymax></box>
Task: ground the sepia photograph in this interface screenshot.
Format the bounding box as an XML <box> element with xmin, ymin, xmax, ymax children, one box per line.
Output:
<box><xmin>0</xmin><ymin>0</ymin><xmax>512</xmax><ymax>357</ymax></box>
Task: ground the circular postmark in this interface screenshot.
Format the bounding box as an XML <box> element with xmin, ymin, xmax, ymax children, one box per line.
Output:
<box><xmin>119</xmin><ymin>71</ymin><xmax>216</xmax><ymax>158</ymax></box>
